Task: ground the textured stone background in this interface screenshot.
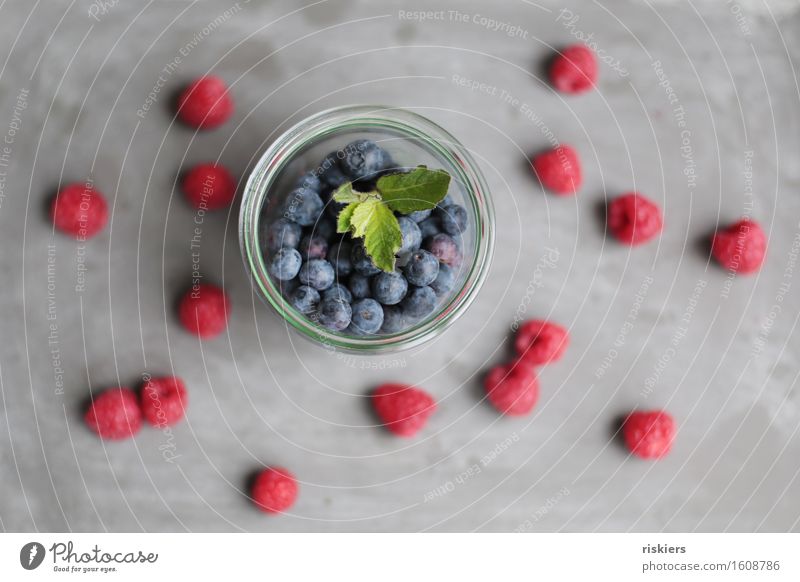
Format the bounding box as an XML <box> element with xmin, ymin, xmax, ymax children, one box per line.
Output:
<box><xmin>0</xmin><ymin>0</ymin><xmax>798</xmax><ymax>532</ymax></box>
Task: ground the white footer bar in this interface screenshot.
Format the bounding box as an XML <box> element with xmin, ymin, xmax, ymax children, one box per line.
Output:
<box><xmin>1</xmin><ymin>533</ymin><xmax>797</xmax><ymax>580</ymax></box>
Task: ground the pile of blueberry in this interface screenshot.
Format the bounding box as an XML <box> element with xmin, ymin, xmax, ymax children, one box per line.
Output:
<box><xmin>263</xmin><ymin>139</ymin><xmax>468</xmax><ymax>335</ymax></box>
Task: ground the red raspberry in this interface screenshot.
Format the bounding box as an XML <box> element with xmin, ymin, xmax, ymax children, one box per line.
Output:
<box><xmin>372</xmin><ymin>384</ymin><xmax>436</xmax><ymax>437</ymax></box>
<box><xmin>531</xmin><ymin>144</ymin><xmax>582</xmax><ymax>195</ymax></box>
<box><xmin>251</xmin><ymin>467</ymin><xmax>298</xmax><ymax>514</ymax></box>
<box><xmin>607</xmin><ymin>192</ymin><xmax>664</xmax><ymax>245</ymax></box>
<box><xmin>549</xmin><ymin>44</ymin><xmax>598</xmax><ymax>94</ymax></box>
<box><xmin>711</xmin><ymin>218</ymin><xmax>767</xmax><ymax>274</ymax></box>
<box><xmin>182</xmin><ymin>163</ymin><xmax>237</xmax><ymax>210</ymax></box>
<box><xmin>484</xmin><ymin>362</ymin><xmax>539</xmax><ymax>416</ymax></box>
<box><xmin>515</xmin><ymin>319</ymin><xmax>569</xmax><ymax>366</ymax></box>
<box><xmin>84</xmin><ymin>387</ymin><xmax>142</xmax><ymax>440</ymax></box>
<box><xmin>178</xmin><ymin>283</ymin><xmax>230</xmax><ymax>339</ymax></box>
<box><xmin>50</xmin><ymin>183</ymin><xmax>108</xmax><ymax>239</ymax></box>
<box><xmin>622</xmin><ymin>410</ymin><xmax>675</xmax><ymax>459</ymax></box>
<box><xmin>176</xmin><ymin>76</ymin><xmax>233</xmax><ymax>129</ymax></box>
<box><xmin>140</xmin><ymin>376</ymin><xmax>187</xmax><ymax>427</ymax></box>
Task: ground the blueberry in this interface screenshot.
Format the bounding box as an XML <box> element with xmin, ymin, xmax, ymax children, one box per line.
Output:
<box><xmin>371</xmin><ymin>270</ymin><xmax>408</xmax><ymax>305</ymax></box>
<box><xmin>329</xmin><ymin>241</ymin><xmax>353</xmax><ymax>277</ymax></box>
<box><xmin>380</xmin><ymin>305</ymin><xmax>407</xmax><ymax>333</ymax></box>
<box><xmin>349</xmin><ymin>298</ymin><xmax>384</xmax><ymax>335</ymax></box>
<box><xmin>299</xmin><ymin>259</ymin><xmax>335</xmax><ymax>290</ymax></box>
<box><xmin>276</xmin><ymin>276</ymin><xmax>299</xmax><ymax>296</ymax></box>
<box><xmin>351</xmin><ymin>241</ymin><xmax>381</xmax><ymax>276</ymax></box>
<box><xmin>282</xmin><ymin>187</ymin><xmax>323</xmax><ymax>226</ymax></box>
<box><xmin>318</xmin><ymin>297</ymin><xmax>352</xmax><ymax>331</ymax></box>
<box><xmin>430</xmin><ymin>263</ymin><xmax>455</xmax><ymax>297</ymax></box>
<box><xmin>319</xmin><ymin>152</ymin><xmax>348</xmax><ymax>189</ymax></box>
<box><xmin>397</xmin><ymin>216</ymin><xmax>422</xmax><ymax>254</ymax></box>
<box><xmin>400</xmin><ymin>286</ymin><xmax>437</xmax><ymax>320</ymax></box>
<box><xmin>338</xmin><ymin>139</ymin><xmax>392</xmax><ymax>180</ymax></box>
<box><xmin>323</xmin><ymin>282</ymin><xmax>352</xmax><ymax>304</ymax></box>
<box><xmin>295</xmin><ymin>171</ymin><xmax>322</xmax><ymax>193</ymax></box>
<box><xmin>438</xmin><ymin>204</ymin><xmax>468</xmax><ymax>235</ymax></box>
<box><xmin>299</xmin><ymin>234</ymin><xmax>329</xmax><ymax>260</ymax></box>
<box><xmin>269</xmin><ymin>247</ymin><xmax>302</xmax><ymax>281</ymax></box>
<box><xmin>424</xmin><ymin>233</ymin><xmax>461</xmax><ymax>266</ymax></box>
<box><xmin>289</xmin><ymin>285</ymin><xmax>320</xmax><ymax>314</ymax></box>
<box><xmin>348</xmin><ymin>273</ymin><xmax>372</xmax><ymax>299</ymax></box>
<box><xmin>417</xmin><ymin>216</ymin><xmax>441</xmax><ymax>240</ymax></box>
<box><xmin>326</xmin><ymin>198</ymin><xmax>347</xmax><ymax>221</ymax></box>
<box><xmin>265</xmin><ymin>218</ymin><xmax>302</xmax><ymax>253</ymax></box>
<box><xmin>408</xmin><ymin>209</ymin><xmax>432</xmax><ymax>223</ymax></box>
<box><xmin>438</xmin><ymin>194</ymin><xmax>454</xmax><ymax>208</ymax></box>
<box><xmin>310</xmin><ymin>216</ymin><xmax>336</xmax><ymax>240</ymax></box>
<box><xmin>403</xmin><ymin>249</ymin><xmax>439</xmax><ymax>286</ymax></box>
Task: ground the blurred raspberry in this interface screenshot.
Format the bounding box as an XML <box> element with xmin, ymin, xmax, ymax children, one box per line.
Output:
<box><xmin>50</xmin><ymin>183</ymin><xmax>108</xmax><ymax>239</ymax></box>
<box><xmin>711</xmin><ymin>218</ymin><xmax>766</xmax><ymax>274</ymax></box>
<box><xmin>515</xmin><ymin>319</ymin><xmax>569</xmax><ymax>366</ymax></box>
<box><xmin>176</xmin><ymin>76</ymin><xmax>233</xmax><ymax>129</ymax></box>
<box><xmin>607</xmin><ymin>192</ymin><xmax>663</xmax><ymax>245</ymax></box>
<box><xmin>251</xmin><ymin>467</ymin><xmax>298</xmax><ymax>514</ymax></box>
<box><xmin>84</xmin><ymin>387</ymin><xmax>142</xmax><ymax>440</ymax></box>
<box><xmin>549</xmin><ymin>44</ymin><xmax>598</xmax><ymax>94</ymax></box>
<box><xmin>484</xmin><ymin>362</ymin><xmax>539</xmax><ymax>416</ymax></box>
<box><xmin>622</xmin><ymin>410</ymin><xmax>675</xmax><ymax>459</ymax></box>
<box><xmin>372</xmin><ymin>384</ymin><xmax>436</xmax><ymax>437</ymax></box>
<box><xmin>178</xmin><ymin>283</ymin><xmax>230</xmax><ymax>339</ymax></box>
<box><xmin>531</xmin><ymin>144</ymin><xmax>582</xmax><ymax>195</ymax></box>
<box><xmin>141</xmin><ymin>376</ymin><xmax>187</xmax><ymax>427</ymax></box>
<box><xmin>182</xmin><ymin>163</ymin><xmax>237</xmax><ymax>210</ymax></box>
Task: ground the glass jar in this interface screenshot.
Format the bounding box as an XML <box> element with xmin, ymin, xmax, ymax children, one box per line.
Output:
<box><xmin>239</xmin><ymin>105</ymin><xmax>494</xmax><ymax>353</ymax></box>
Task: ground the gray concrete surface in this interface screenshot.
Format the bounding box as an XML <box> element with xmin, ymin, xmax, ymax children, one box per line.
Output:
<box><xmin>0</xmin><ymin>0</ymin><xmax>798</xmax><ymax>532</ymax></box>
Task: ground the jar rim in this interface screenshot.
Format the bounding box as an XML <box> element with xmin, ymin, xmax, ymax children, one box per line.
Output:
<box><xmin>239</xmin><ymin>105</ymin><xmax>495</xmax><ymax>353</ymax></box>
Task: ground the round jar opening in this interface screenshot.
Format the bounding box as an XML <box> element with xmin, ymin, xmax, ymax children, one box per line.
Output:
<box><xmin>239</xmin><ymin>106</ymin><xmax>494</xmax><ymax>353</ymax></box>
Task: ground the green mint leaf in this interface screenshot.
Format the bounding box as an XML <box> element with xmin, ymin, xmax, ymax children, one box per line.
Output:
<box><xmin>336</xmin><ymin>202</ymin><xmax>359</xmax><ymax>234</ymax></box>
<box><xmin>362</xmin><ymin>203</ymin><xmax>402</xmax><ymax>273</ymax></box>
<box><xmin>334</xmin><ymin>168</ymin><xmax>449</xmax><ymax>272</ymax></box>
<box><xmin>376</xmin><ymin>166</ymin><xmax>451</xmax><ymax>214</ymax></box>
<box><xmin>332</xmin><ymin>182</ymin><xmax>362</xmax><ymax>204</ymax></box>
<box><xmin>349</xmin><ymin>199</ymin><xmax>382</xmax><ymax>239</ymax></box>
<box><xmin>332</xmin><ymin>182</ymin><xmax>381</xmax><ymax>205</ymax></box>
<box><xmin>346</xmin><ymin>199</ymin><xmax>401</xmax><ymax>272</ymax></box>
